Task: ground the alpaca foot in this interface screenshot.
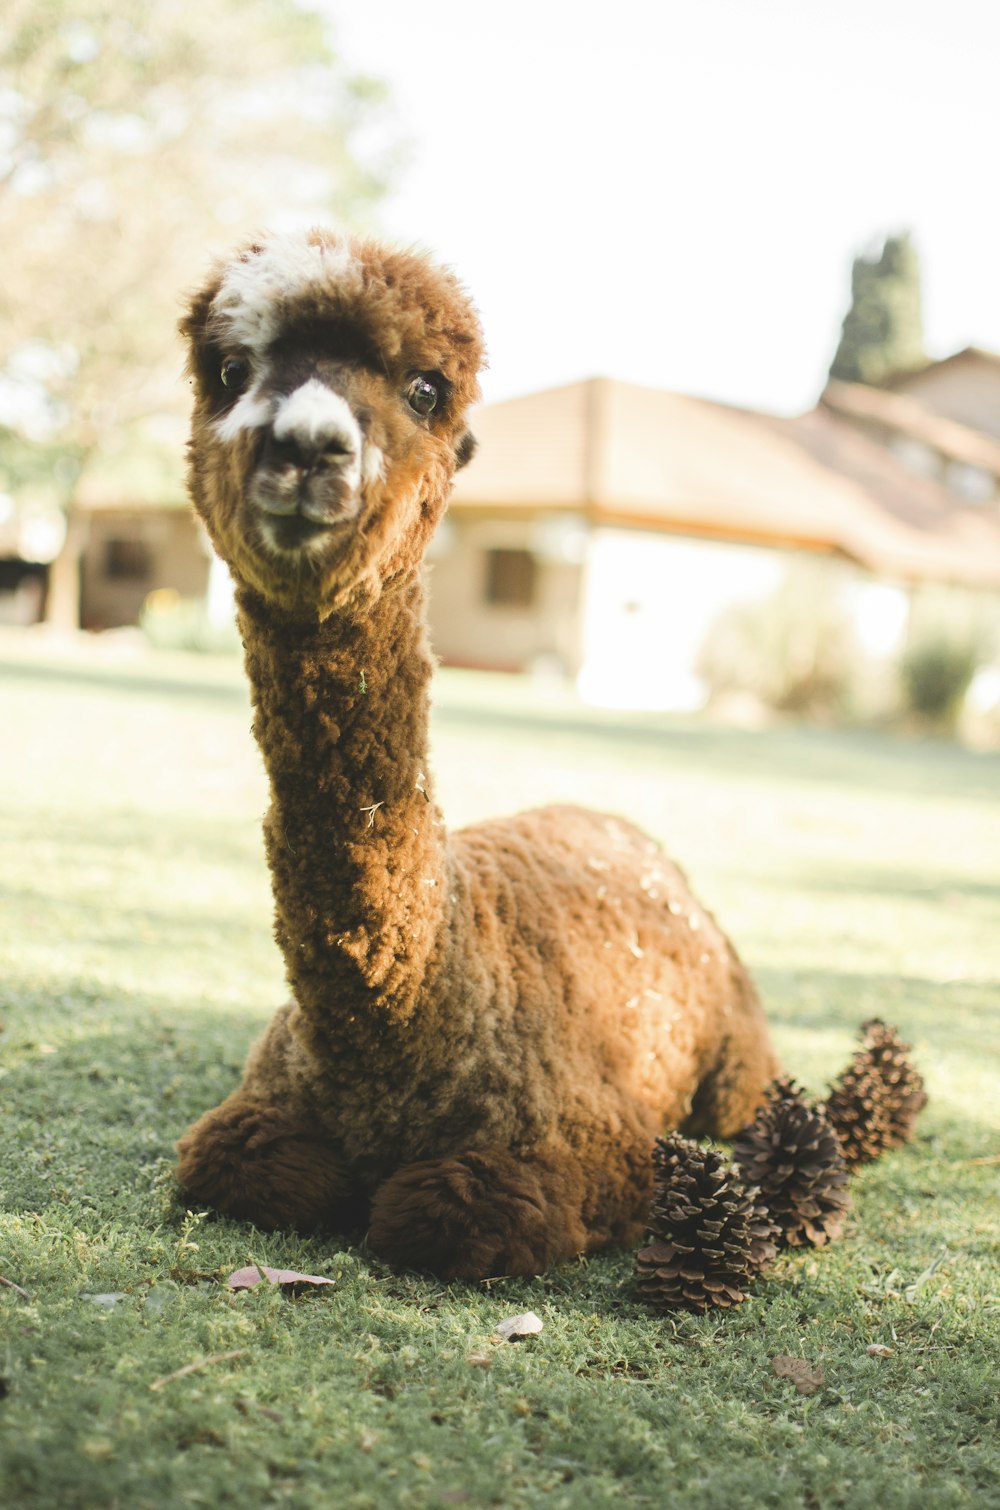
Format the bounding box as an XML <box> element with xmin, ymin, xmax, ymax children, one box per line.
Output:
<box><xmin>176</xmin><ymin>1095</ymin><xmax>357</xmax><ymax>1232</ymax></box>
<box><xmin>367</xmin><ymin>1149</ymin><xmax>588</xmax><ymax>1280</ymax></box>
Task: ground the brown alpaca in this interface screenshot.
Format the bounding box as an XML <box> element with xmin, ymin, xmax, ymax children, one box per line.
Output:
<box><xmin>175</xmin><ymin>228</ymin><xmax>779</xmax><ymax>1280</ymax></box>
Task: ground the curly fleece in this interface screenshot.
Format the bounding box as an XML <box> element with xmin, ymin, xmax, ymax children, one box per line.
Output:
<box><xmin>175</xmin><ymin>228</ymin><xmax>779</xmax><ymax>1280</ymax></box>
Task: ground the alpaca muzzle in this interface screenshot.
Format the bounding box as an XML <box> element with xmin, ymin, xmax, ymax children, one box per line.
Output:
<box><xmin>250</xmin><ymin>378</ymin><xmax>365</xmax><ymax>542</ymax></box>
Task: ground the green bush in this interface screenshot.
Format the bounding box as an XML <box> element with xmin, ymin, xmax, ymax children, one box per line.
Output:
<box><xmin>140</xmin><ymin>588</ymin><xmax>241</xmax><ymax>655</ymax></box>
<box><xmin>899</xmin><ymin>635</ymin><xmax>980</xmax><ymax>729</ymax></box>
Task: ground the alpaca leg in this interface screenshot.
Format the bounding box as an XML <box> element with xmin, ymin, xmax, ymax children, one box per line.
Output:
<box><xmin>367</xmin><ymin>1148</ymin><xmax>590</xmax><ymax>1281</ymax></box>
<box><xmin>176</xmin><ymin>1094</ymin><xmax>358</xmax><ymax>1233</ymax></box>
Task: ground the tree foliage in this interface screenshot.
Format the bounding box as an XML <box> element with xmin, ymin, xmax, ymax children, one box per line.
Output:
<box><xmin>0</xmin><ymin>0</ymin><xmax>394</xmax><ymax>471</ymax></box>
<box><xmin>828</xmin><ymin>232</ymin><xmax>926</xmax><ymax>387</ymax></box>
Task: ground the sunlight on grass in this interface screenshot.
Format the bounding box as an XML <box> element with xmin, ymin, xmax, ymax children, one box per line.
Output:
<box><xmin>1</xmin><ymin>635</ymin><xmax>997</xmax><ymax>1509</ymax></box>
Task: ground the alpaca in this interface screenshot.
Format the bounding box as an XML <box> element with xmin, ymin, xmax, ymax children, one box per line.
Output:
<box><xmin>175</xmin><ymin>228</ymin><xmax>779</xmax><ymax>1280</ymax></box>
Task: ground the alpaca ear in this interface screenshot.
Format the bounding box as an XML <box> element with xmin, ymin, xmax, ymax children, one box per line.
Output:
<box><xmin>178</xmin><ymin>286</ymin><xmax>220</xmax><ymax>383</ymax></box>
<box><xmin>454</xmin><ymin>430</ymin><xmax>477</xmax><ymax>470</ymax></box>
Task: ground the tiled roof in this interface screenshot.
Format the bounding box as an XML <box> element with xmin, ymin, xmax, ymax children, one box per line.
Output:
<box><xmin>820</xmin><ymin>379</ymin><xmax>1000</xmax><ymax>473</ymax></box>
<box><xmin>883</xmin><ymin>345</ymin><xmax>1000</xmax><ymax>386</ymax></box>
<box><xmin>450</xmin><ymin>377</ymin><xmax>1000</xmax><ymax>587</ymax></box>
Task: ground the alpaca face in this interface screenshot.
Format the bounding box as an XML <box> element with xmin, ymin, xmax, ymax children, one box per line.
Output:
<box><xmin>181</xmin><ymin>230</ymin><xmax>484</xmax><ymax>616</ymax></box>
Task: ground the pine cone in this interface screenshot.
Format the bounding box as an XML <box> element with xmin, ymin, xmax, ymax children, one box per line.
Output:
<box><xmin>824</xmin><ymin>1019</ymin><xmax>927</xmax><ymax>1166</ymax></box>
<box><xmin>733</xmin><ymin>1079</ymin><xmax>850</xmax><ymax>1249</ymax></box>
<box><xmin>858</xmin><ymin>1019</ymin><xmax>928</xmax><ymax>1147</ymax></box>
<box><xmin>823</xmin><ymin>1060</ymin><xmax>892</xmax><ymax>1168</ymax></box>
<box><xmin>635</xmin><ymin>1134</ymin><xmax>778</xmax><ymax>1313</ymax></box>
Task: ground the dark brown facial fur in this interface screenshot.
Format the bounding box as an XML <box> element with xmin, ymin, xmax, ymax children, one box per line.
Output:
<box><xmin>175</xmin><ymin>228</ymin><xmax>779</xmax><ymax>1280</ymax></box>
<box><xmin>180</xmin><ymin>228</ymin><xmax>484</xmax><ymax>618</ymax></box>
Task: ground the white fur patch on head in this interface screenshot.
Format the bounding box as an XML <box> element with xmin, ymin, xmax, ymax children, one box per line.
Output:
<box><xmin>212</xmin><ymin>386</ymin><xmax>273</xmax><ymax>444</ymax></box>
<box><xmin>273</xmin><ymin>379</ymin><xmax>361</xmax><ymax>458</ymax></box>
<box><xmin>210</xmin><ymin>233</ymin><xmax>363</xmax><ymax>357</ymax></box>
<box><xmin>361</xmin><ymin>441</ymin><xmax>386</xmax><ymax>487</ymax></box>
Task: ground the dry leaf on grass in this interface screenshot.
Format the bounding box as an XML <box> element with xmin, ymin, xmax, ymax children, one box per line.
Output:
<box><xmin>495</xmin><ymin>1312</ymin><xmax>543</xmax><ymax>1342</ymax></box>
<box><xmin>771</xmin><ymin>1354</ymin><xmax>825</xmax><ymax>1395</ymax></box>
<box><xmin>866</xmin><ymin>1343</ymin><xmax>894</xmax><ymax>1357</ymax></box>
<box><xmin>226</xmin><ymin>1264</ymin><xmax>335</xmax><ymax>1291</ymax></box>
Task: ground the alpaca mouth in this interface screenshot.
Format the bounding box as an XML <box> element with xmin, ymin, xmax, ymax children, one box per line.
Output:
<box><xmin>262</xmin><ymin>511</ymin><xmax>345</xmax><ymax>554</ymax></box>
<box><xmin>249</xmin><ymin>471</ymin><xmax>362</xmax><ymax>556</ymax></box>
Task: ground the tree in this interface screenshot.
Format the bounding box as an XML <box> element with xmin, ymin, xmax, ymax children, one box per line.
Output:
<box><xmin>828</xmin><ymin>232</ymin><xmax>927</xmax><ymax>388</ymax></box>
<box><xmin>0</xmin><ymin>0</ymin><xmax>396</xmax><ymax>626</ymax></box>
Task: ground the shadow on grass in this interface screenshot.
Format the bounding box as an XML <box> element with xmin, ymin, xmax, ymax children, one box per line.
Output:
<box><xmin>2</xmin><ymin>961</ymin><xmax>995</xmax><ymax>1229</ymax></box>
<box><xmin>756</xmin><ymin>965</ymin><xmax>998</xmax><ymax>1044</ymax></box>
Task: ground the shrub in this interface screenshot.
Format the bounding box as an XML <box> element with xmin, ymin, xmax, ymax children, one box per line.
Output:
<box><xmin>697</xmin><ymin>563</ymin><xmax>860</xmax><ymax>719</ymax></box>
<box><xmin>899</xmin><ymin>635</ymin><xmax>980</xmax><ymax>729</ymax></box>
<box><xmin>140</xmin><ymin>588</ymin><xmax>240</xmax><ymax>655</ymax></box>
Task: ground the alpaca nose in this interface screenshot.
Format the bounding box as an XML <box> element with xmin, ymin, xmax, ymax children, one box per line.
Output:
<box><xmin>260</xmin><ymin>427</ymin><xmax>353</xmax><ymax>475</ymax></box>
<box><xmin>266</xmin><ymin>378</ymin><xmax>362</xmax><ymax>474</ymax></box>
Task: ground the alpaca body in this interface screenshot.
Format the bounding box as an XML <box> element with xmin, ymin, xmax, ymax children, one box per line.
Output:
<box><xmin>175</xmin><ymin>228</ymin><xmax>777</xmax><ymax>1278</ymax></box>
<box><xmin>245</xmin><ymin>806</ymin><xmax>756</xmax><ymax>1182</ymax></box>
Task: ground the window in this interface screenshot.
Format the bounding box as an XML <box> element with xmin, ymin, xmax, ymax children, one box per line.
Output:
<box><xmin>888</xmin><ymin>436</ymin><xmax>940</xmax><ymax>480</ymax></box>
<box><xmin>483</xmin><ymin>548</ymin><xmax>537</xmax><ymax>609</ymax></box>
<box><xmin>945</xmin><ymin>461</ymin><xmax>996</xmax><ymax>504</ymax></box>
<box><xmin>104</xmin><ymin>536</ymin><xmax>152</xmax><ymax>581</ymax></box>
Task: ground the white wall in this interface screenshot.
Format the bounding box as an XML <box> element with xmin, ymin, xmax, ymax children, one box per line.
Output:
<box><xmin>576</xmin><ymin>529</ymin><xmax>787</xmax><ymax>710</ymax></box>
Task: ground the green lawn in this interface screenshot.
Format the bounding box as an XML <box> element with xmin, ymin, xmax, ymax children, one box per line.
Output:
<box><xmin>1</xmin><ymin>632</ymin><xmax>997</xmax><ymax>1510</ymax></box>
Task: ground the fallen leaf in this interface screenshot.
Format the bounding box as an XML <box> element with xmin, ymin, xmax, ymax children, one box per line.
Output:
<box><xmin>226</xmin><ymin>1264</ymin><xmax>335</xmax><ymax>1291</ymax></box>
<box><xmin>771</xmin><ymin>1354</ymin><xmax>825</xmax><ymax>1395</ymax></box>
<box><xmin>866</xmin><ymin>1344</ymin><xmax>894</xmax><ymax>1357</ymax></box>
<box><xmin>496</xmin><ymin>1312</ymin><xmax>544</xmax><ymax>1342</ymax></box>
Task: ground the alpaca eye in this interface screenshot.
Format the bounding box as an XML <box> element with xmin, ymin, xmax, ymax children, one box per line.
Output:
<box><xmin>405</xmin><ymin>375</ymin><xmax>439</xmax><ymax>417</ymax></box>
<box><xmin>221</xmin><ymin>357</ymin><xmax>250</xmax><ymax>394</ymax></box>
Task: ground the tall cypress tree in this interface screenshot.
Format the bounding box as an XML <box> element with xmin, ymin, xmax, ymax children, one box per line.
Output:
<box><xmin>829</xmin><ymin>233</ymin><xmax>926</xmax><ymax>385</ymax></box>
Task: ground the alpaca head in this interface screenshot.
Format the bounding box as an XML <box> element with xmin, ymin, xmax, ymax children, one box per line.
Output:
<box><xmin>181</xmin><ymin>229</ymin><xmax>484</xmax><ymax>616</ymax></box>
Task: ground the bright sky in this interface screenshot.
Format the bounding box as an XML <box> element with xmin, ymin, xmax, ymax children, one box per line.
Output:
<box><xmin>323</xmin><ymin>0</ymin><xmax>1000</xmax><ymax>417</ymax></box>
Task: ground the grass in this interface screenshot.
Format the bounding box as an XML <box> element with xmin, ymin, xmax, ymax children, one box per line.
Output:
<box><xmin>1</xmin><ymin>631</ymin><xmax>998</xmax><ymax>1509</ymax></box>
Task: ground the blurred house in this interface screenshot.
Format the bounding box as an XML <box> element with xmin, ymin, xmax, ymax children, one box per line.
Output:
<box><xmin>821</xmin><ymin>352</ymin><xmax>1000</xmax><ymax>500</ymax></box>
<box><xmin>5</xmin><ymin>351</ymin><xmax>1000</xmax><ymax>697</ymax></box>
<box><xmin>75</xmin><ymin>506</ymin><xmax>211</xmax><ymax>631</ymax></box>
<box><xmin>71</xmin><ymin>421</ymin><xmax>215</xmax><ymax>631</ymax></box>
<box><xmin>0</xmin><ymin>510</ymin><xmax>50</xmax><ymax>626</ymax></box>
<box><xmin>883</xmin><ymin>346</ymin><xmax>1000</xmax><ymax>442</ymax></box>
<box><xmin>0</xmin><ymin>419</ymin><xmax>213</xmax><ymax>631</ymax></box>
<box><xmin>431</xmin><ymin>372</ymin><xmax>1000</xmax><ymax>709</ymax></box>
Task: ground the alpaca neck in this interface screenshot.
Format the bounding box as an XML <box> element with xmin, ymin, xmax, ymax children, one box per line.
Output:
<box><xmin>237</xmin><ymin>572</ymin><xmax>448</xmax><ymax>1035</ymax></box>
